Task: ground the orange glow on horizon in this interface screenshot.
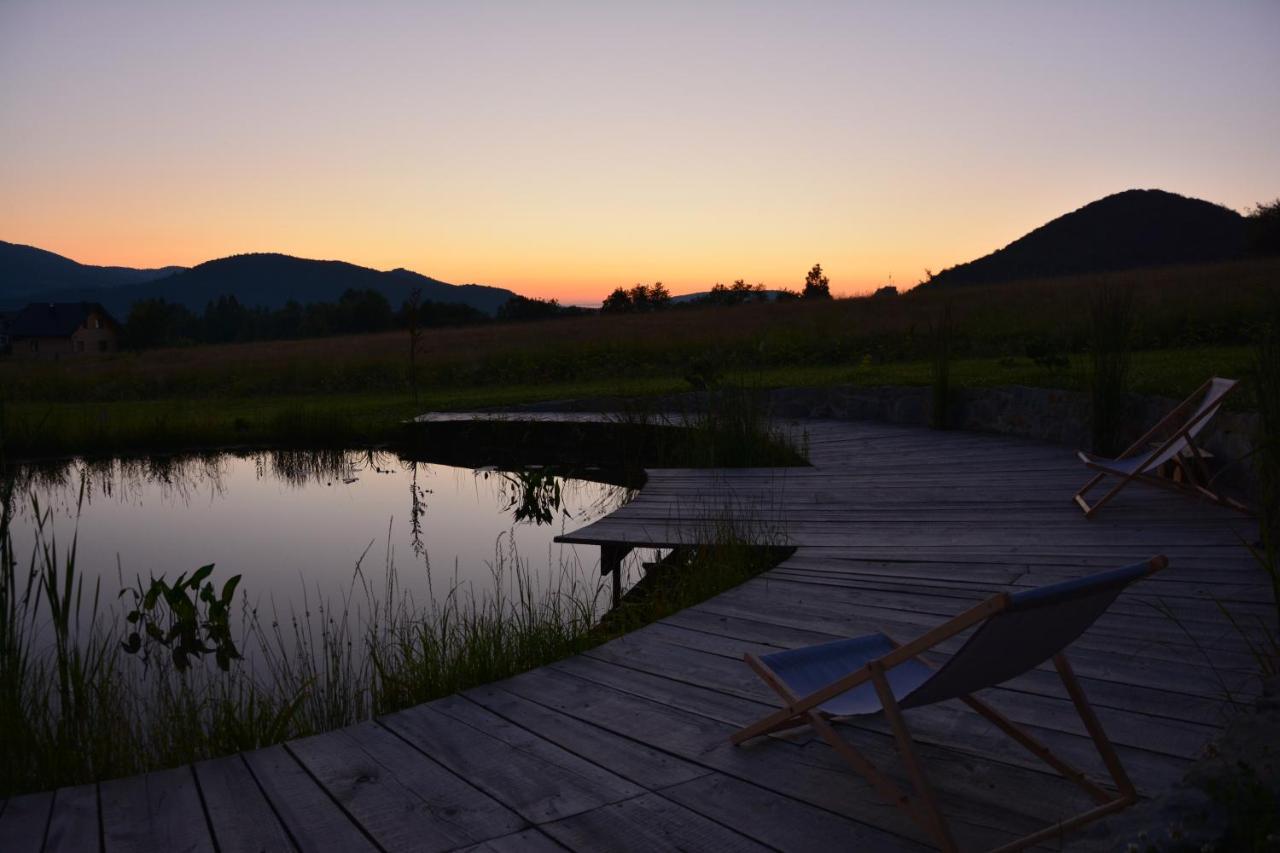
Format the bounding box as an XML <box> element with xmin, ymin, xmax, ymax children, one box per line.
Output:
<box><xmin>2</xmin><ymin>3</ymin><xmax>1276</xmax><ymax>305</ymax></box>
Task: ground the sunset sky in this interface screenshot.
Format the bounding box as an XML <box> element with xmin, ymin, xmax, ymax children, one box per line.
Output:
<box><xmin>2</xmin><ymin>1</ymin><xmax>1278</xmax><ymax>303</ymax></box>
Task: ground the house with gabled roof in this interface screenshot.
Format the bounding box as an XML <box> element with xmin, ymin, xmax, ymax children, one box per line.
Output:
<box><xmin>6</xmin><ymin>302</ymin><xmax>121</xmax><ymax>359</ymax></box>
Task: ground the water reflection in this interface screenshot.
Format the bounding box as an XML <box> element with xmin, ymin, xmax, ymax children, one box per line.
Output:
<box><xmin>3</xmin><ymin>450</ymin><xmax>638</xmax><ymax>615</ymax></box>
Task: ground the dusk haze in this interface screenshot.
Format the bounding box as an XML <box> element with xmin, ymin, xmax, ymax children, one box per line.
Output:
<box><xmin>2</xmin><ymin>1</ymin><xmax>1278</xmax><ymax>300</ymax></box>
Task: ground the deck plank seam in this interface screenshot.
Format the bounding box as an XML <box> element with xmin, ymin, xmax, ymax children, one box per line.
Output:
<box><xmin>485</xmin><ymin>682</ymin><xmax>926</xmax><ymax>850</ymax></box>
<box><xmin>234</xmin><ymin>753</ymin><xmax>305</xmax><ymax>853</ymax></box>
<box><xmin>276</xmin><ymin>740</ymin><xmax>391</xmax><ymax>853</ymax></box>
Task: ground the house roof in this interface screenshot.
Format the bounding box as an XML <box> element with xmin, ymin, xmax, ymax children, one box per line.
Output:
<box><xmin>8</xmin><ymin>302</ymin><xmax>119</xmax><ymax>338</ymax></box>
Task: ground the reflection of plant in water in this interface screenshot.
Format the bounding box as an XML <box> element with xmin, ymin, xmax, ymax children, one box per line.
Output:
<box><xmin>260</xmin><ymin>448</ymin><xmax>402</xmax><ymax>489</ymax></box>
<box><xmin>492</xmin><ymin>469</ymin><xmax>565</xmax><ymax>526</ymax></box>
<box><xmin>6</xmin><ymin>454</ymin><xmax>229</xmax><ymax>519</ymax></box>
<box><xmin>581</xmin><ymin>482</ymin><xmax>637</xmax><ymax>522</ymax></box>
<box><xmin>408</xmin><ymin>461</ymin><xmax>431</xmax><ymax>559</ymax></box>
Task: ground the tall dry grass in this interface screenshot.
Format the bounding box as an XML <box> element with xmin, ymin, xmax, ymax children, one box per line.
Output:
<box><xmin>3</xmin><ymin>258</ymin><xmax>1277</xmax><ymax>403</ymax></box>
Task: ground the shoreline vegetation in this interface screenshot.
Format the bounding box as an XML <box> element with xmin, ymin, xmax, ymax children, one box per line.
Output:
<box><xmin>0</xmin><ymin>500</ymin><xmax>791</xmax><ymax>799</ymax></box>
<box><xmin>0</xmin><ymin>346</ymin><xmax>1254</xmax><ymax>462</ymax></box>
<box><xmin>1</xmin><ymin>258</ymin><xmax>1276</xmax><ymax>460</ymax></box>
<box><xmin>0</xmin><ymin>396</ymin><xmax>800</xmax><ymax>797</ymax></box>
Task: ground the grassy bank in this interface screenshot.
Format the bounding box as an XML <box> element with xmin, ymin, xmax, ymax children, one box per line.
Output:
<box><xmin>0</xmin><ymin>345</ymin><xmax>1255</xmax><ymax>460</ymax></box>
<box><xmin>1</xmin><ymin>387</ymin><xmax>799</xmax><ymax>795</ymax></box>
<box><xmin>0</xmin><ymin>493</ymin><xmax>788</xmax><ymax>796</ymax></box>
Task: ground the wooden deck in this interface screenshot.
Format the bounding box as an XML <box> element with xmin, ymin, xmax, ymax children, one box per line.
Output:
<box><xmin>2</xmin><ymin>418</ymin><xmax>1266</xmax><ymax>852</ymax></box>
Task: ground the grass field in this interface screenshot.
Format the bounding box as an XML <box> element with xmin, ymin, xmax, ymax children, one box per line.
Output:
<box><xmin>1</xmin><ymin>257</ymin><xmax>1275</xmax><ymax>459</ymax></box>
<box><xmin>0</xmin><ymin>346</ymin><xmax>1255</xmax><ymax>460</ymax></box>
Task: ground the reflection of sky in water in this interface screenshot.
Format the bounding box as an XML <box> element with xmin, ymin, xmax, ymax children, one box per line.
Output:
<box><xmin>6</xmin><ymin>452</ymin><xmax>643</xmax><ymax>615</ymax></box>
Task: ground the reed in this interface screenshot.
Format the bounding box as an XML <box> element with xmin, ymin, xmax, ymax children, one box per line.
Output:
<box><xmin>0</xmin><ymin>486</ymin><xmax>786</xmax><ymax>796</ymax></box>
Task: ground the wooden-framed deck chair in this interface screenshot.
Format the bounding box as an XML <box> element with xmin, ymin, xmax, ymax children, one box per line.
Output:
<box><xmin>1074</xmin><ymin>376</ymin><xmax>1246</xmax><ymax>518</ymax></box>
<box><xmin>731</xmin><ymin>556</ymin><xmax>1168</xmax><ymax>853</ymax></box>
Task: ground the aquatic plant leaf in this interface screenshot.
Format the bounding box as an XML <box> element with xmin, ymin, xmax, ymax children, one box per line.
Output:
<box><xmin>221</xmin><ymin>575</ymin><xmax>241</xmax><ymax>604</ymax></box>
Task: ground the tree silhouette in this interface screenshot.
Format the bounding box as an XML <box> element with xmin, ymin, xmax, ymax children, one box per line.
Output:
<box><xmin>700</xmin><ymin>279</ymin><xmax>767</xmax><ymax>306</ymax></box>
<box><xmin>601</xmin><ymin>287</ymin><xmax>632</xmax><ymax>313</ymax></box>
<box><xmin>601</xmin><ymin>283</ymin><xmax>671</xmax><ymax>313</ymax></box>
<box><xmin>802</xmin><ymin>264</ymin><xmax>831</xmax><ymax>300</ymax></box>
<box><xmin>1247</xmin><ymin>199</ymin><xmax>1280</xmax><ymax>256</ymax></box>
<box><xmin>646</xmin><ymin>281</ymin><xmax>671</xmax><ymax>309</ymax></box>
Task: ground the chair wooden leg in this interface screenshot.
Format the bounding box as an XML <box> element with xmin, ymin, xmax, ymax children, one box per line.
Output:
<box><xmin>952</xmin><ymin>661</ymin><xmax>1138</xmax><ymax>852</ymax></box>
<box><xmin>960</xmin><ymin>695</ymin><xmax>1112</xmax><ymax>804</ymax></box>
<box><xmin>1073</xmin><ymin>472</ymin><xmax>1106</xmax><ymax>515</ymax></box>
<box><xmin>756</xmin><ymin>715</ymin><xmax>812</xmax><ymax>738</ymax></box>
<box><xmin>1078</xmin><ymin>473</ymin><xmax>1137</xmax><ymax>519</ymax></box>
<box><xmin>1075</xmin><ymin>469</ymin><xmax>1138</xmax><ymax>518</ymax></box>
<box><xmin>986</xmin><ymin>796</ymin><xmax>1134</xmax><ymax>853</ymax></box>
<box><xmin>1054</xmin><ymin>654</ymin><xmax>1135</xmax><ymax>799</ymax></box>
<box><xmin>870</xmin><ymin>662</ymin><xmax>958</xmax><ymax>852</ymax></box>
<box><xmin>735</xmin><ymin>654</ymin><xmax>949</xmax><ymax>848</ymax></box>
<box><xmin>805</xmin><ymin>712</ymin><xmax>938</xmax><ymax>838</ymax></box>
<box><xmin>731</xmin><ymin>654</ymin><xmax>810</xmax><ymax>745</ymax></box>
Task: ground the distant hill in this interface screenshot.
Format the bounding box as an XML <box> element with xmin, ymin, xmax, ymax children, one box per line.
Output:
<box><xmin>922</xmin><ymin>189</ymin><xmax>1247</xmax><ymax>288</ymax></box>
<box><xmin>0</xmin><ymin>245</ymin><xmax>519</xmax><ymax>316</ymax></box>
<box><xmin>0</xmin><ymin>240</ymin><xmax>183</xmax><ymax>298</ymax></box>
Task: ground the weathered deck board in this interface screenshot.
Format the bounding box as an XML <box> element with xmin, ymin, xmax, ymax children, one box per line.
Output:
<box><xmin>99</xmin><ymin>767</ymin><xmax>213</xmax><ymax>853</ymax></box>
<box><xmin>287</xmin><ymin>722</ymin><xmax>525</xmax><ymax>852</ymax></box>
<box><xmin>242</xmin><ymin>744</ymin><xmax>379</xmax><ymax>853</ymax></box>
<box><xmin>17</xmin><ymin>417</ymin><xmax>1265</xmax><ymax>852</ymax></box>
<box><xmin>0</xmin><ymin>791</ymin><xmax>53</xmax><ymax>853</ymax></box>
<box><xmin>43</xmin><ymin>784</ymin><xmax>98</xmax><ymax>853</ymax></box>
<box><xmin>380</xmin><ymin>697</ymin><xmax>644</xmax><ymax>823</ymax></box>
<box><xmin>193</xmin><ymin>755</ymin><xmax>298</xmax><ymax>853</ymax></box>
<box><xmin>539</xmin><ymin>792</ymin><xmax>772</xmax><ymax>853</ymax></box>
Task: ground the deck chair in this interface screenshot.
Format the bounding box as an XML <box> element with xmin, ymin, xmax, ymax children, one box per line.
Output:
<box><xmin>731</xmin><ymin>556</ymin><xmax>1168</xmax><ymax>853</ymax></box>
<box><xmin>1074</xmin><ymin>376</ymin><xmax>1246</xmax><ymax>518</ymax></box>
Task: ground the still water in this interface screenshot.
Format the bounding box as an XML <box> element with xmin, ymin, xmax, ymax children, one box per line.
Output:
<box><xmin>5</xmin><ymin>450</ymin><xmax>640</xmax><ymax>614</ymax></box>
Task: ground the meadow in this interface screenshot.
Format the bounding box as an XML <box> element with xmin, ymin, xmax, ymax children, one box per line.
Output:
<box><xmin>1</xmin><ymin>257</ymin><xmax>1275</xmax><ymax>459</ymax></box>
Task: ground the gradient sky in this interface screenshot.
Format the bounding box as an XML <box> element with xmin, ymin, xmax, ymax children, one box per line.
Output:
<box><xmin>2</xmin><ymin>1</ymin><xmax>1278</xmax><ymax>302</ymax></box>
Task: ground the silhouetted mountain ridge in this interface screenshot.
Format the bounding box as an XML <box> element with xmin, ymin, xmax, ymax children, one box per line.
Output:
<box><xmin>0</xmin><ymin>240</ymin><xmax>182</xmax><ymax>295</ymax></box>
<box><xmin>0</xmin><ymin>246</ymin><xmax>518</xmax><ymax>316</ymax></box>
<box><xmin>922</xmin><ymin>189</ymin><xmax>1247</xmax><ymax>288</ymax></box>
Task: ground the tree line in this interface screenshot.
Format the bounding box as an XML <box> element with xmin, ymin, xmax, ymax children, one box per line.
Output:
<box><xmin>121</xmin><ymin>289</ymin><xmax>586</xmax><ymax>349</ymax></box>
<box><xmin>600</xmin><ymin>264</ymin><xmax>834</xmax><ymax>313</ymax></box>
<box><xmin>119</xmin><ymin>263</ymin><xmax>840</xmax><ymax>349</ymax></box>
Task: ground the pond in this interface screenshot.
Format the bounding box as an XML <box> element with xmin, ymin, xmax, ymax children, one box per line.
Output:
<box><xmin>3</xmin><ymin>449</ymin><xmax>644</xmax><ymax>625</ymax></box>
